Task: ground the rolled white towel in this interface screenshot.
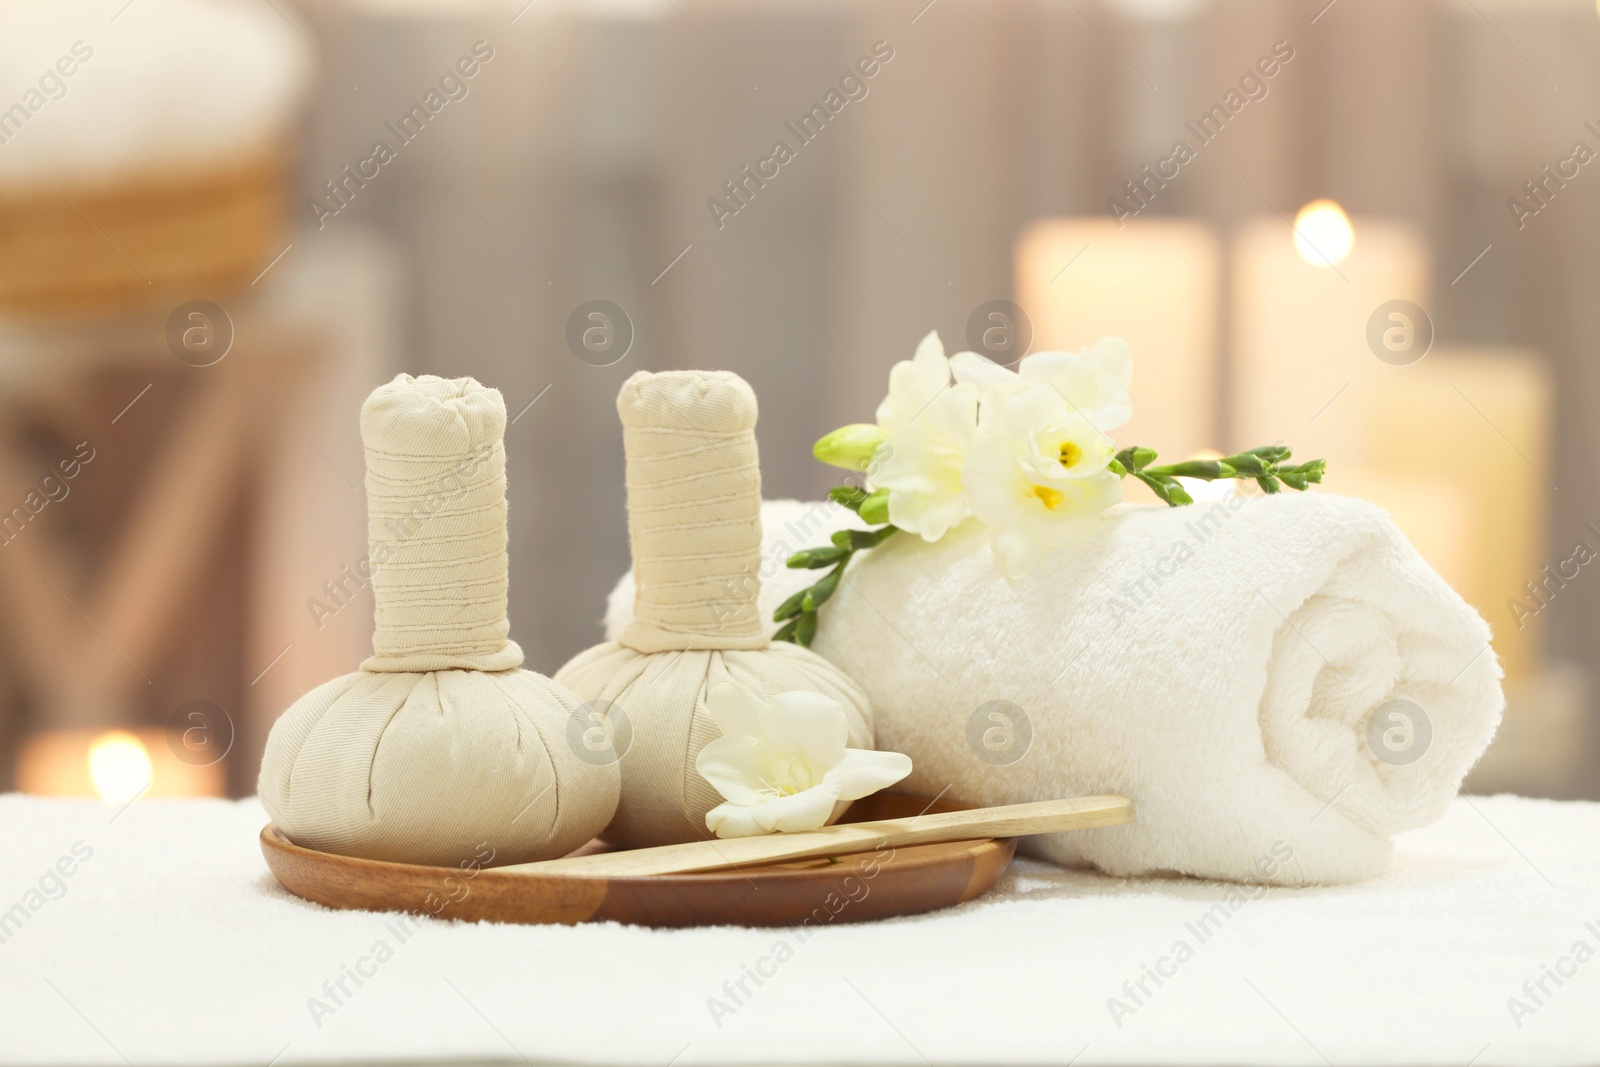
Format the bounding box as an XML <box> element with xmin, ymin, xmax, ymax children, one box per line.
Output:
<box><xmin>606</xmin><ymin>492</ymin><xmax>1504</xmax><ymax>885</ymax></box>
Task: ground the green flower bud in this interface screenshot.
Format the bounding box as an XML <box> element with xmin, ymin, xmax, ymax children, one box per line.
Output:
<box><xmin>829</xmin><ymin>485</ymin><xmax>869</xmax><ymax>511</ymax></box>
<box><xmin>813</xmin><ymin>424</ymin><xmax>887</xmax><ymax>472</ymax></box>
<box><xmin>795</xmin><ymin>610</ymin><xmax>818</xmax><ymax>647</ymax></box>
<box><xmin>1116</xmin><ymin>446</ymin><xmax>1157</xmax><ymax>473</ymax></box>
<box><xmin>1285</xmin><ymin>459</ymin><xmax>1326</xmax><ymax>484</ymax></box>
<box><xmin>773</xmin><ymin>588</ymin><xmax>808</xmax><ymax>622</ymax></box>
<box><xmin>1149</xmin><ymin>459</ymin><xmax>1233</xmax><ymax>480</ymax></box>
<box><xmin>1135</xmin><ymin>471</ymin><xmax>1191</xmax><ymax>507</ymax></box>
<box><xmin>802</xmin><ymin>565</ymin><xmax>844</xmax><ymax>611</ymax></box>
<box><xmin>857</xmin><ymin>488</ymin><xmax>891</xmax><ymax>526</ymax></box>
<box><xmin>787</xmin><ymin>546</ymin><xmax>848</xmax><ymax>569</ymax></box>
<box><xmin>844</xmin><ymin>525</ymin><xmax>897</xmax><ymax>550</ymax></box>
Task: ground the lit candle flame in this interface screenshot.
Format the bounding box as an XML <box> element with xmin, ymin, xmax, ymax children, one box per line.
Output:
<box><xmin>1292</xmin><ymin>199</ymin><xmax>1354</xmax><ymax>267</ymax></box>
<box><xmin>87</xmin><ymin>731</ymin><xmax>152</xmax><ymax>804</ymax></box>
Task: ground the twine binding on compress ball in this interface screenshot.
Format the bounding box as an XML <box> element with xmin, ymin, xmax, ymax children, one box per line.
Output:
<box><xmin>617</xmin><ymin>372</ymin><xmax>769</xmax><ymax>654</ymax></box>
<box><xmin>360</xmin><ymin>375</ymin><xmax>524</xmax><ymax>673</ymax></box>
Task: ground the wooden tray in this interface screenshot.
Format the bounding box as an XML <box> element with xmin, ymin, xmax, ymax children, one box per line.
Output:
<box><xmin>261</xmin><ymin>793</ymin><xmax>1015</xmax><ymax>927</ymax></box>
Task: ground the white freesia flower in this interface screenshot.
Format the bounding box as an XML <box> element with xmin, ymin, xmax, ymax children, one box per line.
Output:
<box><xmin>950</xmin><ymin>336</ymin><xmax>1133</xmax><ymax>432</ymax></box>
<box><xmin>695</xmin><ymin>683</ymin><xmax>913</xmax><ymax>839</ymax></box>
<box><xmin>868</xmin><ymin>330</ymin><xmax>979</xmax><ymax>542</ymax></box>
<box><xmin>807</xmin><ymin>329</ymin><xmax>1135</xmax><ymax>583</ymax></box>
<box><xmin>962</xmin><ymin>379</ymin><xmax>1123</xmax><ymax>579</ymax></box>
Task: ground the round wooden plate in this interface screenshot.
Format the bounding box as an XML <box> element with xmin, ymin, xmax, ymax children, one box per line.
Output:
<box><xmin>261</xmin><ymin>793</ymin><xmax>1016</xmax><ymax>927</ymax></box>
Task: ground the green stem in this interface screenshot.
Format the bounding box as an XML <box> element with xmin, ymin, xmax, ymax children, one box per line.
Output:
<box><xmin>1114</xmin><ymin>444</ymin><xmax>1324</xmax><ymax>506</ymax></box>
<box><xmin>779</xmin><ymin>443</ymin><xmax>1326</xmax><ymax>645</ymax></box>
<box><xmin>773</xmin><ymin>488</ymin><xmax>899</xmax><ymax>647</ymax></box>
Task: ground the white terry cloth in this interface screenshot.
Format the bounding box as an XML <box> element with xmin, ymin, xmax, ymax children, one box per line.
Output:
<box><xmin>0</xmin><ymin>793</ymin><xmax>1597</xmax><ymax>1066</ymax></box>
<box><xmin>607</xmin><ymin>494</ymin><xmax>1505</xmax><ymax>885</ymax></box>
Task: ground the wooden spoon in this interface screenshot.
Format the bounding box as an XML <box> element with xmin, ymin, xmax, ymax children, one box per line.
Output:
<box><xmin>497</xmin><ymin>794</ymin><xmax>1133</xmax><ymax>878</ymax></box>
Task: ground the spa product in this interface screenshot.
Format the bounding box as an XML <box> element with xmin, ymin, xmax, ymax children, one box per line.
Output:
<box><xmin>556</xmin><ymin>371</ymin><xmax>874</xmax><ymax>849</ymax></box>
<box><xmin>259</xmin><ymin>375</ymin><xmax>618</xmax><ymax>866</ymax></box>
<box><xmin>608</xmin><ymin>492</ymin><xmax>1505</xmax><ymax>885</ymax></box>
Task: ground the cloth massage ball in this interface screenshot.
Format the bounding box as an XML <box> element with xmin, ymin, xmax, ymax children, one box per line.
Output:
<box><xmin>259</xmin><ymin>374</ymin><xmax>619</xmax><ymax>866</ymax></box>
<box><xmin>555</xmin><ymin>370</ymin><xmax>875</xmax><ymax>849</ymax></box>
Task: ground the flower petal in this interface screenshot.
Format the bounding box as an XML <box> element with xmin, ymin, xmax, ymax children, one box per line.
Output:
<box><xmin>705</xmin><ymin>801</ymin><xmax>768</xmax><ymax>838</ymax></box>
<box><xmin>1054</xmin><ymin>468</ymin><xmax>1125</xmax><ymax>516</ymax></box>
<box><xmin>874</xmin><ymin>340</ymin><xmax>950</xmax><ymax>434</ymax></box>
<box><xmin>996</xmin><ymin>479</ymin><xmax>1117</xmax><ymax>577</ymax></box>
<box><xmin>917</xmin><ymin>382</ymin><xmax>979</xmax><ymax>449</ymax></box>
<box><xmin>705</xmin><ymin>681</ymin><xmax>766</xmax><ymax>739</ymax></box>
<box><xmin>950</xmin><ymin>351</ymin><xmax>1017</xmax><ymax>391</ymax></box>
<box><xmin>706</xmin><ymin>782</ymin><xmax>846</xmax><ymax>838</ymax></box>
<box><xmin>991</xmin><ymin>525</ymin><xmax>1050</xmax><ymax>580</ymax></box>
<box><xmin>962</xmin><ymin>430</ymin><xmax>1029</xmax><ymax>525</ymax></box>
<box><xmin>874</xmin><ymin>425</ymin><xmax>959</xmax><ymax>495</ymax></box>
<box><xmin>759</xmin><ymin>781</ymin><xmax>846</xmax><ymax>833</ymax></box>
<box><xmin>911</xmin><ymin>329</ymin><xmax>946</xmax><ymax>375</ymax></box>
<box><xmin>874</xmin><ymin>421</ymin><xmax>970</xmax><ymax>541</ymax></box>
<box><xmin>823</xmin><ymin>748</ymin><xmax>914</xmax><ymax>801</ymax></box>
<box><xmin>760</xmin><ymin>690</ymin><xmax>848</xmax><ymax>770</ymax></box>
<box><xmin>1018</xmin><ymin>340</ymin><xmax>1133</xmax><ymax>431</ymax></box>
<box><xmin>695</xmin><ymin>735</ymin><xmax>776</xmax><ymax>804</ymax></box>
<box><xmin>888</xmin><ymin>488</ymin><xmax>969</xmax><ymax>543</ymax></box>
<box><xmin>1088</xmin><ymin>336</ymin><xmax>1134</xmax><ymax>391</ymax></box>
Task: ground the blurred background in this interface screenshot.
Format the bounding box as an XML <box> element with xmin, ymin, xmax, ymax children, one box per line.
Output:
<box><xmin>0</xmin><ymin>0</ymin><xmax>1594</xmax><ymax>802</ymax></box>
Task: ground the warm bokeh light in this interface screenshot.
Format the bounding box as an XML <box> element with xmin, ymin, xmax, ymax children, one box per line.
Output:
<box><xmin>1292</xmin><ymin>199</ymin><xmax>1355</xmax><ymax>267</ymax></box>
<box><xmin>87</xmin><ymin>731</ymin><xmax>153</xmax><ymax>804</ymax></box>
<box><xmin>16</xmin><ymin>728</ymin><xmax>223</xmax><ymax>800</ymax></box>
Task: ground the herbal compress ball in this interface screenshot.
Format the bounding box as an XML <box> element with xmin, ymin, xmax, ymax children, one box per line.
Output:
<box><xmin>555</xmin><ymin>370</ymin><xmax>874</xmax><ymax>849</ymax></box>
<box><xmin>259</xmin><ymin>374</ymin><xmax>619</xmax><ymax>866</ymax></box>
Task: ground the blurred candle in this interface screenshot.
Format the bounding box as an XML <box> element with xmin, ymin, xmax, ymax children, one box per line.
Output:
<box><xmin>1292</xmin><ymin>199</ymin><xmax>1355</xmax><ymax>267</ymax></box>
<box><xmin>1017</xmin><ymin>217</ymin><xmax>1221</xmax><ymax>460</ymax></box>
<box><xmin>1356</xmin><ymin>348</ymin><xmax>1552</xmax><ymax>680</ymax></box>
<box><xmin>1231</xmin><ymin>209</ymin><xmax>1430</xmax><ymax>471</ymax></box>
<box><xmin>88</xmin><ymin>731</ymin><xmax>154</xmax><ymax>804</ymax></box>
<box><xmin>1234</xmin><ymin>214</ymin><xmax>1551</xmax><ymax>675</ymax></box>
<box><xmin>1324</xmin><ymin>468</ymin><xmax>1475</xmax><ymax>601</ymax></box>
<box><xmin>16</xmin><ymin>728</ymin><xmax>224</xmax><ymax>800</ymax></box>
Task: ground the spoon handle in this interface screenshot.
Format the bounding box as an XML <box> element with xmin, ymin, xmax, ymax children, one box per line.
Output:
<box><xmin>497</xmin><ymin>794</ymin><xmax>1134</xmax><ymax>878</ymax></box>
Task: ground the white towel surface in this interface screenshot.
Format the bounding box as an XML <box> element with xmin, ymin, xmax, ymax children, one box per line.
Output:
<box><xmin>608</xmin><ymin>494</ymin><xmax>1504</xmax><ymax>885</ymax></box>
<box><xmin>0</xmin><ymin>793</ymin><xmax>1597</xmax><ymax>1066</ymax></box>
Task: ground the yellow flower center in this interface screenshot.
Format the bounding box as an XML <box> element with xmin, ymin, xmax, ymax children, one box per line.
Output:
<box><xmin>1058</xmin><ymin>441</ymin><xmax>1082</xmax><ymax>469</ymax></box>
<box><xmin>1031</xmin><ymin>483</ymin><xmax>1065</xmax><ymax>510</ymax></box>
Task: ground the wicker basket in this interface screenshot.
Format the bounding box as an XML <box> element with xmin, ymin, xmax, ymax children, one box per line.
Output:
<box><xmin>0</xmin><ymin>151</ymin><xmax>290</xmax><ymax>318</ymax></box>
